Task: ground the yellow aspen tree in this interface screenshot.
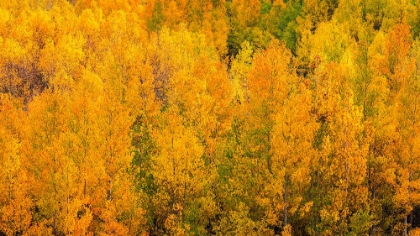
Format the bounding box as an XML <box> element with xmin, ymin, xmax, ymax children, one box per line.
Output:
<box><xmin>377</xmin><ymin>23</ymin><xmax>412</xmax><ymax>98</ymax></box>
<box><xmin>221</xmin><ymin>40</ymin><xmax>298</xmax><ymax>234</ymax></box>
<box><xmin>366</xmin><ymin>23</ymin><xmax>416</xmax><ymax>234</ymax></box>
<box><xmin>93</xmin><ymin>65</ymin><xmax>145</xmax><ymax>234</ymax></box>
<box><xmin>392</xmin><ymin>39</ymin><xmax>420</xmax><ymax>236</ymax></box>
<box><xmin>298</xmin><ymin>20</ymin><xmax>353</xmax><ymax>66</ymax></box>
<box><xmin>151</xmin><ymin>108</ymin><xmax>206</xmax><ymax>234</ymax></box>
<box><xmin>145</xmin><ymin>27</ymin><xmax>231</xmax><ymax>234</ymax></box>
<box><xmin>186</xmin><ymin>0</ymin><xmax>229</xmax><ymax>56</ymax></box>
<box><xmin>295</xmin><ymin>0</ymin><xmax>340</xmax><ymax>69</ymax></box>
<box><xmin>351</xmin><ymin>22</ymin><xmax>396</xmax><ymax>234</ymax></box>
<box><xmin>230</xmin><ymin>41</ymin><xmax>254</xmax><ymax>104</ymax></box>
<box><xmin>0</xmin><ymin>95</ymin><xmax>32</xmax><ymax>236</ymax></box>
<box><xmin>246</xmin><ymin>40</ymin><xmax>294</xmax><ymax>174</ymax></box>
<box><xmin>313</xmin><ymin>63</ymin><xmax>370</xmax><ymax>234</ymax></box>
<box><xmin>66</xmin><ymin>69</ymin><xmax>105</xmax><ymax>233</ymax></box>
<box><xmin>22</xmin><ymin>90</ymin><xmax>76</xmax><ymax>235</ymax></box>
<box><xmin>270</xmin><ymin>83</ymin><xmax>318</xmax><ymax>233</ymax></box>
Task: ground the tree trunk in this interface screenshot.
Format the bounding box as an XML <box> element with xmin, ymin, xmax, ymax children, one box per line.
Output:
<box><xmin>284</xmin><ymin>174</ymin><xmax>288</xmax><ymax>226</ymax></box>
<box><xmin>410</xmin><ymin>210</ymin><xmax>414</xmax><ymax>231</ymax></box>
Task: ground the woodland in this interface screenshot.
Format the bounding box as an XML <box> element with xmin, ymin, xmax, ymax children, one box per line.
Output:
<box><xmin>2</xmin><ymin>0</ymin><xmax>420</xmax><ymax>235</ymax></box>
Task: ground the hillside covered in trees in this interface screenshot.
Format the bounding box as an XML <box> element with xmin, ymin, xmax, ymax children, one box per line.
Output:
<box><xmin>2</xmin><ymin>0</ymin><xmax>420</xmax><ymax>235</ymax></box>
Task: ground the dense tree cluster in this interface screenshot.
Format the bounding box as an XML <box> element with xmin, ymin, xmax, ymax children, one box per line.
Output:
<box><xmin>2</xmin><ymin>0</ymin><xmax>420</xmax><ymax>235</ymax></box>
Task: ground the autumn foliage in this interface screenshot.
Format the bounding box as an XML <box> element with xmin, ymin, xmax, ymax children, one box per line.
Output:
<box><xmin>2</xmin><ymin>0</ymin><xmax>420</xmax><ymax>235</ymax></box>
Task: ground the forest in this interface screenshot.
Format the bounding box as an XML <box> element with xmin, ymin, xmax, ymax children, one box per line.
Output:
<box><xmin>1</xmin><ymin>0</ymin><xmax>420</xmax><ymax>235</ymax></box>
